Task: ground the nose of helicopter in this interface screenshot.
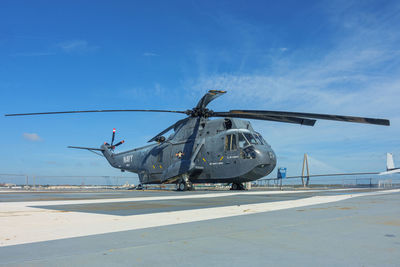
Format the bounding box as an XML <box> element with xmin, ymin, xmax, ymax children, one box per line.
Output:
<box><xmin>251</xmin><ymin>146</ymin><xmax>277</xmax><ymax>177</ymax></box>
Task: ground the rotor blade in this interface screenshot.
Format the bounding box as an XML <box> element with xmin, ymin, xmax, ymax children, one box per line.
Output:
<box><xmin>111</xmin><ymin>128</ymin><xmax>116</xmax><ymax>145</ymax></box>
<box><xmin>230</xmin><ymin>110</ymin><xmax>390</xmax><ymax>126</ymax></box>
<box><xmin>195</xmin><ymin>90</ymin><xmax>226</xmax><ymax>109</ymax></box>
<box><xmin>147</xmin><ymin>117</ymin><xmax>191</xmax><ymax>142</ymax></box>
<box><xmin>67</xmin><ymin>146</ymin><xmax>104</xmax><ymax>151</ymax></box>
<box><xmin>212</xmin><ymin>112</ymin><xmax>316</xmax><ymax>126</ymax></box>
<box><xmin>114</xmin><ymin>140</ymin><xmax>125</xmax><ymax>147</ymax></box>
<box><xmin>5</xmin><ymin>109</ymin><xmax>187</xmax><ymax>117</ymax></box>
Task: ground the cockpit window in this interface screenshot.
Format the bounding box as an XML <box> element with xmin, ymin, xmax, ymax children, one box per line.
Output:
<box><xmin>254</xmin><ymin>133</ymin><xmax>265</xmax><ymax>145</ymax></box>
<box><xmin>224</xmin><ymin>134</ymin><xmax>237</xmax><ymax>151</ymax></box>
<box><xmin>231</xmin><ymin>134</ymin><xmax>237</xmax><ymax>150</ymax></box>
<box><xmin>238</xmin><ymin>133</ymin><xmax>249</xmax><ymax>148</ymax></box>
<box><xmin>260</xmin><ymin>133</ymin><xmax>267</xmax><ymax>145</ymax></box>
<box><xmin>243</xmin><ymin>132</ymin><xmax>258</xmax><ymax>145</ymax></box>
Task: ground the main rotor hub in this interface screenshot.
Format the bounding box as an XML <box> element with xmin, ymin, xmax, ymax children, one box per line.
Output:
<box><xmin>186</xmin><ymin>108</ymin><xmax>214</xmax><ymax>118</ymax></box>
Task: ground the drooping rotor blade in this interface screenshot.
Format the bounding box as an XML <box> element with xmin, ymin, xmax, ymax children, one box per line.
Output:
<box><xmin>67</xmin><ymin>146</ymin><xmax>104</xmax><ymax>151</ymax></box>
<box><xmin>4</xmin><ymin>109</ymin><xmax>187</xmax><ymax>117</ymax></box>
<box><xmin>67</xmin><ymin>146</ymin><xmax>104</xmax><ymax>156</ymax></box>
<box><xmin>230</xmin><ymin>110</ymin><xmax>390</xmax><ymax>126</ymax></box>
<box><xmin>212</xmin><ymin>112</ymin><xmax>316</xmax><ymax>126</ymax></box>
<box><xmin>195</xmin><ymin>90</ymin><xmax>226</xmax><ymax>109</ymax></box>
<box><xmin>147</xmin><ymin>117</ymin><xmax>191</xmax><ymax>142</ymax></box>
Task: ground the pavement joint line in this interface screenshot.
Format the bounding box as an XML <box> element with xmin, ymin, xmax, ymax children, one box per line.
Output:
<box><xmin>1</xmin><ymin>188</ymin><xmax>365</xmax><ymax>207</ymax></box>
<box><xmin>1</xmin><ymin>189</ymin><xmax>399</xmax><ymax>247</ymax></box>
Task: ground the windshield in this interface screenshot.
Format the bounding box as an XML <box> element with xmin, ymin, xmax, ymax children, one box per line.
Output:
<box><xmin>238</xmin><ymin>133</ymin><xmax>249</xmax><ymax>148</ymax></box>
<box><xmin>243</xmin><ymin>132</ymin><xmax>258</xmax><ymax>145</ymax></box>
<box><xmin>254</xmin><ymin>132</ymin><xmax>265</xmax><ymax>145</ymax></box>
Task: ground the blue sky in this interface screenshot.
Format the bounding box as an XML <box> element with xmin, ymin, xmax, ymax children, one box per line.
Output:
<box><xmin>1</xmin><ymin>0</ymin><xmax>399</xmax><ymax>183</ymax></box>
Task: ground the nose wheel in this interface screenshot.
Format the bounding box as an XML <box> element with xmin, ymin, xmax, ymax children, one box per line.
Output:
<box><xmin>177</xmin><ymin>181</ymin><xmax>188</xmax><ymax>191</ymax></box>
<box><xmin>230</xmin><ymin>182</ymin><xmax>245</xmax><ymax>190</ymax></box>
<box><xmin>176</xmin><ymin>177</ymin><xmax>194</xmax><ymax>191</ymax></box>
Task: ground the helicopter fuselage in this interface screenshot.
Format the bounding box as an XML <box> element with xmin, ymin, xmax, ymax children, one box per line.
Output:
<box><xmin>102</xmin><ymin>117</ymin><xmax>276</xmax><ymax>185</ymax></box>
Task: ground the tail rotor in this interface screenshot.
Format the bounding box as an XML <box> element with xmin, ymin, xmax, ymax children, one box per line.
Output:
<box><xmin>104</xmin><ymin>128</ymin><xmax>125</xmax><ymax>150</ymax></box>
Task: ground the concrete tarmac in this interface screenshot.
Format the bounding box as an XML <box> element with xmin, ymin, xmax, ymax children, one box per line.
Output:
<box><xmin>0</xmin><ymin>188</ymin><xmax>399</xmax><ymax>266</ymax></box>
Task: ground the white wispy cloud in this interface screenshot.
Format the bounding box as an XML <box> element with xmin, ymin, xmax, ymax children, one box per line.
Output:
<box><xmin>121</xmin><ymin>83</ymin><xmax>165</xmax><ymax>99</ymax></box>
<box><xmin>119</xmin><ymin>82</ymin><xmax>187</xmax><ymax>108</ymax></box>
<box><xmin>23</xmin><ymin>133</ymin><xmax>42</xmax><ymax>142</ymax></box>
<box><xmin>143</xmin><ymin>52</ymin><xmax>158</xmax><ymax>57</ymax></box>
<box><xmin>58</xmin><ymin>40</ymin><xmax>98</xmax><ymax>53</ymax></box>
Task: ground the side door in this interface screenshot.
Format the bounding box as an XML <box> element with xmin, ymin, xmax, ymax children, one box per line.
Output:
<box><xmin>222</xmin><ymin>132</ymin><xmax>239</xmax><ymax>177</ymax></box>
<box><xmin>208</xmin><ymin>135</ymin><xmax>225</xmax><ymax>178</ymax></box>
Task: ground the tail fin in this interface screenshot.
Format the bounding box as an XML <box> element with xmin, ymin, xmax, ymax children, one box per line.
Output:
<box><xmin>100</xmin><ymin>144</ymin><xmax>118</xmax><ymax>167</ymax></box>
<box><xmin>387</xmin><ymin>153</ymin><xmax>395</xmax><ymax>171</ymax></box>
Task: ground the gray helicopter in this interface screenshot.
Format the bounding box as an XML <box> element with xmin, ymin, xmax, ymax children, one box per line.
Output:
<box><xmin>6</xmin><ymin>90</ymin><xmax>390</xmax><ymax>191</ymax></box>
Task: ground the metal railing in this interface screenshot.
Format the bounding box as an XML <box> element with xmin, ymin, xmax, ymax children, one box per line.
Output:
<box><xmin>253</xmin><ymin>175</ymin><xmax>400</xmax><ymax>189</ymax></box>
<box><xmin>0</xmin><ymin>174</ymin><xmax>139</xmax><ymax>189</ymax></box>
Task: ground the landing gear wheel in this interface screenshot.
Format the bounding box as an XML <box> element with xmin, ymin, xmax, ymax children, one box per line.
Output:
<box><xmin>231</xmin><ymin>183</ymin><xmax>238</xmax><ymax>190</ymax></box>
<box><xmin>178</xmin><ymin>182</ymin><xmax>187</xmax><ymax>191</ymax></box>
<box><xmin>230</xmin><ymin>183</ymin><xmax>245</xmax><ymax>190</ymax></box>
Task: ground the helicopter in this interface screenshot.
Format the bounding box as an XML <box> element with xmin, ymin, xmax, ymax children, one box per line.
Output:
<box><xmin>5</xmin><ymin>90</ymin><xmax>390</xmax><ymax>191</ymax></box>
